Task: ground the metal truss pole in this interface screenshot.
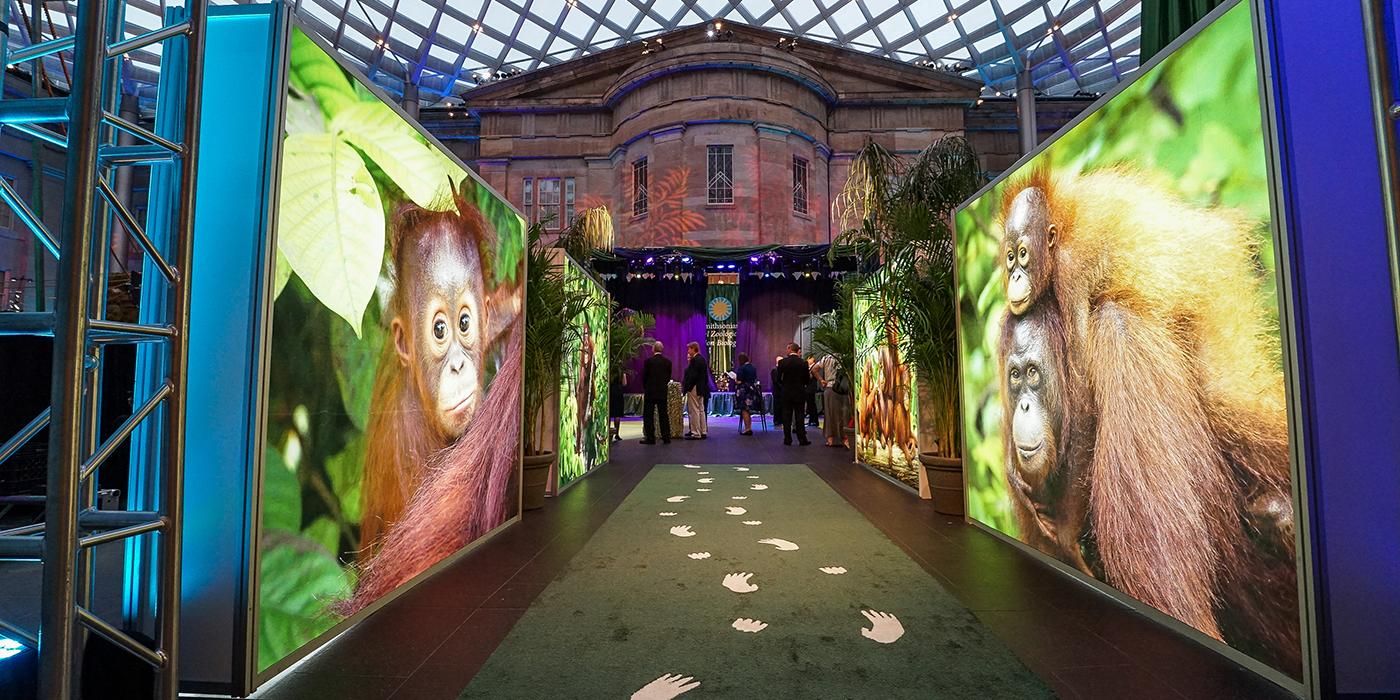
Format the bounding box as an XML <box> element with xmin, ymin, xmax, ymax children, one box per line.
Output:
<box><xmin>0</xmin><ymin>0</ymin><xmax>208</xmax><ymax>696</ymax></box>
<box><xmin>158</xmin><ymin>0</ymin><xmax>206</xmax><ymax>694</ymax></box>
<box><xmin>38</xmin><ymin>0</ymin><xmax>108</xmax><ymax>694</ymax></box>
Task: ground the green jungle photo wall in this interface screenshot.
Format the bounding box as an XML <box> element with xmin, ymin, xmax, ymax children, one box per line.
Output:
<box><xmin>556</xmin><ymin>256</ymin><xmax>611</xmax><ymax>491</ymax></box>
<box><xmin>955</xmin><ymin>1</ymin><xmax>1300</xmax><ymax>677</ymax></box>
<box><xmin>851</xmin><ymin>288</ymin><xmax>920</xmax><ymax>489</ymax></box>
<box><xmin>258</xmin><ymin>28</ymin><xmax>525</xmax><ymax>673</ymax></box>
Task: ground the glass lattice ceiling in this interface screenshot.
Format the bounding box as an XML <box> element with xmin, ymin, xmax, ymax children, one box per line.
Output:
<box><xmin>11</xmin><ymin>0</ymin><xmax>1140</xmax><ymax>102</ymax></box>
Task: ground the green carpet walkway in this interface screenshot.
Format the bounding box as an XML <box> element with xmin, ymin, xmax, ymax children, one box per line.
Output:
<box><xmin>460</xmin><ymin>464</ymin><xmax>1053</xmax><ymax>699</ymax></box>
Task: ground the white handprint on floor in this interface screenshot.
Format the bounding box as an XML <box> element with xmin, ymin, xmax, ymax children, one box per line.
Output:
<box><xmin>742</xmin><ymin>520</ymin><xmax>762</xmax><ymax>525</ymax></box>
<box><xmin>722</xmin><ymin>572</ymin><xmax>759</xmax><ymax>593</ymax></box>
<box><xmin>860</xmin><ymin>610</ymin><xmax>905</xmax><ymax>644</ymax></box>
<box><xmin>684</xmin><ymin>464</ymin><xmax>701</xmax><ymax>469</ymax></box>
<box><xmin>697</xmin><ymin>478</ymin><xmax>714</xmax><ymax>484</ymax></box>
<box><xmin>632</xmin><ymin>673</ymin><xmax>700</xmax><ymax>699</ymax></box>
<box><xmin>758</xmin><ymin>538</ymin><xmax>799</xmax><ymax>551</ymax></box>
<box><xmin>731</xmin><ymin>618</ymin><xmax>768</xmax><ymax>633</ymax></box>
<box><xmin>819</xmin><ymin>566</ymin><xmax>848</xmax><ymax>575</ymax></box>
<box><xmin>659</xmin><ymin>512</ymin><xmax>677</xmax><ymax>517</ymax></box>
<box><xmin>724</xmin><ymin>506</ymin><xmax>747</xmax><ymax>515</ymax></box>
<box><xmin>687</xmin><ymin>552</ymin><xmax>711</xmax><ymax>559</ymax></box>
<box><xmin>670</xmin><ymin>525</ymin><xmax>696</xmax><ymax>538</ymax></box>
<box><xmin>734</xmin><ymin>467</ymin><xmax>750</xmax><ymax>472</ymax></box>
<box><xmin>696</xmin><ymin>488</ymin><xmax>712</xmax><ymax>492</ymax></box>
<box><xmin>746</xmin><ymin>475</ymin><xmax>760</xmax><ymax>479</ymax></box>
<box><xmin>698</xmin><ymin>471</ymin><xmax>709</xmax><ymax>475</ymax></box>
<box><xmin>731</xmin><ymin>496</ymin><xmax>748</xmax><ymax>500</ymax></box>
<box><xmin>666</xmin><ymin>496</ymin><xmax>690</xmax><ymax>503</ymax></box>
<box><xmin>750</xmin><ymin>484</ymin><xmax>768</xmax><ymax>491</ymax></box>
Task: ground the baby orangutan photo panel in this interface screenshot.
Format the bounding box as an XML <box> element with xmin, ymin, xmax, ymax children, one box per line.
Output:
<box><xmin>954</xmin><ymin>1</ymin><xmax>1300</xmax><ymax>679</ymax></box>
<box><xmin>257</xmin><ymin>28</ymin><xmax>526</xmax><ymax>674</ymax></box>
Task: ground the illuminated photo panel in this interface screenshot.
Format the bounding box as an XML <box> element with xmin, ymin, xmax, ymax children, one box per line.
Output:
<box><xmin>954</xmin><ymin>1</ymin><xmax>1300</xmax><ymax>678</ymax></box>
<box><xmin>555</xmin><ymin>255</ymin><xmax>610</xmax><ymax>491</ymax></box>
<box><xmin>257</xmin><ymin>27</ymin><xmax>525</xmax><ymax>673</ymax></box>
<box><xmin>852</xmin><ymin>285</ymin><xmax>920</xmax><ymax>489</ymax></box>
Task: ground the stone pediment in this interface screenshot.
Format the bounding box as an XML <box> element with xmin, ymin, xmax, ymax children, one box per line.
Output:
<box><xmin>462</xmin><ymin>21</ymin><xmax>979</xmax><ymax>110</ymax></box>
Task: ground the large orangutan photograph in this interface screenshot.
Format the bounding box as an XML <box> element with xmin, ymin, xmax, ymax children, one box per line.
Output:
<box><xmin>555</xmin><ymin>254</ymin><xmax>611</xmax><ymax>491</ymax></box>
<box><xmin>852</xmin><ymin>291</ymin><xmax>920</xmax><ymax>488</ymax></box>
<box><xmin>257</xmin><ymin>28</ymin><xmax>525</xmax><ymax>674</ymax></box>
<box><xmin>955</xmin><ymin>2</ymin><xmax>1300</xmax><ymax>679</ymax></box>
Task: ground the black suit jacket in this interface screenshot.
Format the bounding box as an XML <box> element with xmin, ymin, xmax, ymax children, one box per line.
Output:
<box><xmin>777</xmin><ymin>354</ymin><xmax>810</xmax><ymax>397</ymax></box>
<box><xmin>682</xmin><ymin>354</ymin><xmax>711</xmax><ymax>397</ymax></box>
<box><xmin>642</xmin><ymin>353</ymin><xmax>673</xmax><ymax>398</ymax></box>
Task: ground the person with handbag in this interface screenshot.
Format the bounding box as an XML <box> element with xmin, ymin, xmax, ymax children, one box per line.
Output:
<box><xmin>817</xmin><ymin>353</ymin><xmax>849</xmax><ymax>447</ymax></box>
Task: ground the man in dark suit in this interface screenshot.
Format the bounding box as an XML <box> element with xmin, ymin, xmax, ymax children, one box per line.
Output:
<box><xmin>681</xmin><ymin>341</ymin><xmax>711</xmax><ymax>439</ymax></box>
<box><xmin>640</xmin><ymin>341</ymin><xmax>674</xmax><ymax>444</ymax></box>
<box><xmin>770</xmin><ymin>356</ymin><xmax>785</xmax><ymax>427</ymax></box>
<box><xmin>777</xmin><ymin>343</ymin><xmax>812</xmax><ymax>446</ymax></box>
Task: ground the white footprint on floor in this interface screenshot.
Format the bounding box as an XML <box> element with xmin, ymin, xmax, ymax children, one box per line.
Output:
<box><xmin>734</xmin><ymin>467</ymin><xmax>751</xmax><ymax>472</ymax></box>
<box><xmin>731</xmin><ymin>618</ymin><xmax>768</xmax><ymax>634</ymax></box>
<box><xmin>819</xmin><ymin>566</ymin><xmax>848</xmax><ymax>575</ymax></box>
<box><xmin>632</xmin><ymin>673</ymin><xmax>701</xmax><ymax>700</ymax></box>
<box><xmin>725</xmin><ymin>506</ymin><xmax>747</xmax><ymax>515</ymax></box>
<box><xmin>697</xmin><ymin>478</ymin><xmax>714</xmax><ymax>483</ymax></box>
<box><xmin>758</xmin><ymin>538</ymin><xmax>799</xmax><ymax>551</ymax></box>
<box><xmin>750</xmin><ymin>484</ymin><xmax>768</xmax><ymax>491</ymax></box>
<box><xmin>670</xmin><ymin>525</ymin><xmax>696</xmax><ymax>537</ymax></box>
<box><xmin>696</xmin><ymin>488</ymin><xmax>712</xmax><ymax>492</ymax></box>
<box><xmin>731</xmin><ymin>496</ymin><xmax>748</xmax><ymax>500</ymax></box>
<box><xmin>746</xmin><ymin>475</ymin><xmax>760</xmax><ymax>479</ymax></box>
<box><xmin>742</xmin><ymin>520</ymin><xmax>762</xmax><ymax>526</ymax></box>
<box><xmin>722</xmin><ymin>572</ymin><xmax>759</xmax><ymax>593</ymax></box>
<box><xmin>659</xmin><ymin>512</ymin><xmax>677</xmax><ymax>517</ymax></box>
<box><xmin>859</xmin><ymin>610</ymin><xmax>905</xmax><ymax>644</ymax></box>
<box><xmin>687</xmin><ymin>552</ymin><xmax>711</xmax><ymax>560</ymax></box>
<box><xmin>666</xmin><ymin>495</ymin><xmax>690</xmax><ymax>503</ymax></box>
<box><xmin>684</xmin><ymin>464</ymin><xmax>702</xmax><ymax>469</ymax></box>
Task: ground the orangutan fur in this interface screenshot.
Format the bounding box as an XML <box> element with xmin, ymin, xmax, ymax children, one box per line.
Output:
<box><xmin>339</xmin><ymin>320</ymin><xmax>522</xmax><ymax>615</ymax></box>
<box><xmin>998</xmin><ymin>168</ymin><xmax>1299</xmax><ymax>676</ymax></box>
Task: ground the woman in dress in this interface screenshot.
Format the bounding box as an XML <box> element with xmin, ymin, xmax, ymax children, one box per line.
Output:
<box><xmin>733</xmin><ymin>353</ymin><xmax>760</xmax><ymax>435</ymax></box>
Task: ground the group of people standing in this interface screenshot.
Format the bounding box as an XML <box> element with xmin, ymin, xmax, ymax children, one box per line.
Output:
<box><xmin>625</xmin><ymin>340</ymin><xmax>850</xmax><ymax>448</ymax></box>
<box><xmin>636</xmin><ymin>341</ymin><xmax>713</xmax><ymax>444</ymax></box>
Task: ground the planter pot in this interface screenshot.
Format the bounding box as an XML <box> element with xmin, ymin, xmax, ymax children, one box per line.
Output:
<box><xmin>523</xmin><ymin>451</ymin><xmax>555</xmax><ymax>511</ymax></box>
<box><xmin>919</xmin><ymin>451</ymin><xmax>964</xmax><ymax>517</ymax></box>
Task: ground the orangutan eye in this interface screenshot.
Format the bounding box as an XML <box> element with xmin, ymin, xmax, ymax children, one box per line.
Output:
<box><xmin>458</xmin><ymin>311</ymin><xmax>471</xmax><ymax>335</ymax></box>
<box><xmin>1006</xmin><ymin>250</ymin><xmax>1015</xmax><ymax>269</ymax></box>
<box><xmin>433</xmin><ymin>318</ymin><xmax>447</xmax><ymax>340</ymax></box>
<box><xmin>1009</xmin><ymin>367</ymin><xmax>1021</xmax><ymax>385</ymax></box>
<box><xmin>1018</xmin><ymin>246</ymin><xmax>1029</xmax><ymax>266</ymax></box>
<box><xmin>1027</xmin><ymin>366</ymin><xmax>1040</xmax><ymax>387</ymax></box>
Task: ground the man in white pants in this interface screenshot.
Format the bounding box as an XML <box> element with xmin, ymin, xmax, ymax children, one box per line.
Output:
<box><xmin>681</xmin><ymin>341</ymin><xmax>710</xmax><ymax>440</ymax></box>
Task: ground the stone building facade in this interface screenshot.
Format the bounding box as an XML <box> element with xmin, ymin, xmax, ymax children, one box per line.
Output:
<box><xmin>423</xmin><ymin>23</ymin><xmax>1091</xmax><ymax>248</ymax></box>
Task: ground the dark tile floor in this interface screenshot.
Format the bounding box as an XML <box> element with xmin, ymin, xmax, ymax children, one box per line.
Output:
<box><xmin>254</xmin><ymin>417</ymin><xmax>1295</xmax><ymax>700</ymax></box>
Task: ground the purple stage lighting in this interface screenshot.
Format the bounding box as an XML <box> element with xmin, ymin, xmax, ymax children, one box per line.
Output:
<box><xmin>749</xmin><ymin>256</ymin><xmax>759</xmax><ymax>263</ymax></box>
<box><xmin>681</xmin><ymin>256</ymin><xmax>692</xmax><ymax>263</ymax></box>
<box><xmin>645</xmin><ymin>256</ymin><xmax>654</xmax><ymax>265</ymax></box>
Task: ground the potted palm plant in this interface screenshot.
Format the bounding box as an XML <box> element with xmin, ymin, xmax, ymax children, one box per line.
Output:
<box><xmin>522</xmin><ymin>214</ymin><xmax>605</xmax><ymax>510</ymax></box>
<box><xmin>832</xmin><ymin>137</ymin><xmax>983</xmax><ymax>513</ymax></box>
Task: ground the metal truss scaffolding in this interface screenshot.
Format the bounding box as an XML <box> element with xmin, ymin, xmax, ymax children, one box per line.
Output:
<box><xmin>0</xmin><ymin>0</ymin><xmax>206</xmax><ymax>695</ymax></box>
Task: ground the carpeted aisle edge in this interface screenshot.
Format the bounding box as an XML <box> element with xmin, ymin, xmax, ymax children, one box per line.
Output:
<box><xmin>460</xmin><ymin>464</ymin><xmax>1054</xmax><ymax>699</ymax></box>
